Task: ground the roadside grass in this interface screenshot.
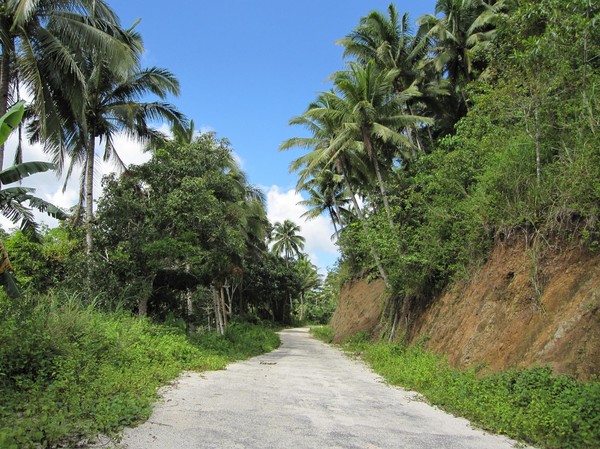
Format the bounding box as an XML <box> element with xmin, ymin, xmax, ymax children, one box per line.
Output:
<box><xmin>309</xmin><ymin>324</ymin><xmax>334</xmax><ymax>343</ymax></box>
<box><xmin>0</xmin><ymin>293</ymin><xmax>280</xmax><ymax>449</ymax></box>
<box><xmin>310</xmin><ymin>326</ymin><xmax>600</xmax><ymax>449</ymax></box>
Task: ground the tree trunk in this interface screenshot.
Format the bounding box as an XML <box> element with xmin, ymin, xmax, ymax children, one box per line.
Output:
<box><xmin>212</xmin><ymin>286</ymin><xmax>224</xmax><ymax>335</ymax></box>
<box><xmin>185</xmin><ymin>288</ymin><xmax>194</xmax><ymax>332</ymax></box>
<box><xmin>363</xmin><ymin>133</ymin><xmax>394</xmax><ymax>227</ymax></box>
<box><xmin>138</xmin><ymin>296</ymin><xmax>148</xmax><ymax>317</ymax></box>
<box><xmin>388</xmin><ymin>304</ymin><xmax>399</xmax><ymax>343</ymax></box>
<box><xmin>534</xmin><ymin>106</ymin><xmax>541</xmax><ymax>186</ymax></box>
<box><xmin>85</xmin><ymin>134</ymin><xmax>96</xmax><ymax>255</ymax></box>
<box><xmin>407</xmin><ymin>104</ymin><xmax>427</xmax><ymax>154</ymax></box>
<box><xmin>0</xmin><ymin>40</ymin><xmax>13</xmax><ymax>172</ymax></box>
<box><xmin>341</xmin><ymin>165</ymin><xmax>390</xmax><ymax>287</ymax></box>
<box><xmin>328</xmin><ymin>207</ymin><xmax>340</xmax><ymax>241</ymax></box>
<box><xmin>220</xmin><ymin>286</ymin><xmax>228</xmax><ymax>328</ymax></box>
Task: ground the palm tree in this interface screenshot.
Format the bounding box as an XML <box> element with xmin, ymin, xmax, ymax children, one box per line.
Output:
<box><xmin>417</xmin><ymin>0</ymin><xmax>507</xmax><ymax>118</ymax></box>
<box><xmin>145</xmin><ymin>118</ymin><xmax>199</xmax><ymax>152</ymax></box>
<box><xmin>294</xmin><ymin>255</ymin><xmax>320</xmax><ymax>321</ymax></box>
<box><xmin>329</xmin><ymin>61</ymin><xmax>431</xmax><ymax>225</ymax></box>
<box><xmin>297</xmin><ymin>169</ymin><xmax>350</xmax><ymax>241</ymax></box>
<box><xmin>61</xmin><ymin>55</ymin><xmax>185</xmax><ymax>254</ymax></box>
<box><xmin>0</xmin><ymin>0</ymin><xmax>139</xmax><ymax>170</ymax></box>
<box><xmin>271</xmin><ymin>219</ymin><xmax>305</xmax><ymax>264</ymax></box>
<box><xmin>338</xmin><ymin>4</ymin><xmax>444</xmax><ymax>150</ymax></box>
<box><xmin>281</xmin><ymin>92</ymin><xmax>390</xmax><ymax>285</ymax></box>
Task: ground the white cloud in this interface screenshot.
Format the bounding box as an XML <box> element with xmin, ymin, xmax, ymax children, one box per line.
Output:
<box><xmin>198</xmin><ymin>124</ymin><xmax>215</xmax><ymax>134</ymax></box>
<box><xmin>0</xmin><ymin>129</ymin><xmax>150</xmax><ymax>231</ymax></box>
<box><xmin>266</xmin><ymin>185</ymin><xmax>339</xmax><ymax>274</ymax></box>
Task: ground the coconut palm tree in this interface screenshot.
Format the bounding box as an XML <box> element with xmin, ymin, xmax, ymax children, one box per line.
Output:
<box><xmin>294</xmin><ymin>255</ymin><xmax>320</xmax><ymax>321</ymax></box>
<box><xmin>417</xmin><ymin>0</ymin><xmax>508</xmax><ymax>118</ymax></box>
<box><xmin>281</xmin><ymin>91</ymin><xmax>390</xmax><ymax>285</ymax></box>
<box><xmin>329</xmin><ymin>61</ymin><xmax>431</xmax><ymax>226</ymax></box>
<box><xmin>271</xmin><ymin>219</ymin><xmax>305</xmax><ymax>264</ymax></box>
<box><xmin>297</xmin><ymin>169</ymin><xmax>350</xmax><ymax>241</ymax></box>
<box><xmin>60</xmin><ymin>54</ymin><xmax>185</xmax><ymax>254</ymax></box>
<box><xmin>338</xmin><ymin>4</ymin><xmax>446</xmax><ymax>149</ymax></box>
<box><xmin>0</xmin><ymin>0</ymin><xmax>139</xmax><ymax>170</ymax></box>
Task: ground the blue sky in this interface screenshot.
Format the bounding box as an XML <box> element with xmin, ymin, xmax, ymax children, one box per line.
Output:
<box><xmin>6</xmin><ymin>1</ymin><xmax>437</xmax><ymax>273</ymax></box>
<box><xmin>114</xmin><ymin>1</ymin><xmax>436</xmax><ymax>188</ymax></box>
<box><xmin>114</xmin><ymin>1</ymin><xmax>437</xmax><ymax>272</ymax></box>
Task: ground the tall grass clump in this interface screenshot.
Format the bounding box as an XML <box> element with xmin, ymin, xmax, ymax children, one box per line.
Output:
<box><xmin>309</xmin><ymin>325</ymin><xmax>334</xmax><ymax>343</ymax></box>
<box><xmin>0</xmin><ymin>293</ymin><xmax>279</xmax><ymax>449</ymax></box>
<box><xmin>340</xmin><ymin>338</ymin><xmax>600</xmax><ymax>449</ymax></box>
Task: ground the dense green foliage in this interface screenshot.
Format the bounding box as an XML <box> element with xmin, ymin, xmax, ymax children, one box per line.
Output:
<box><xmin>285</xmin><ymin>0</ymin><xmax>600</xmax><ymax>337</ymax></box>
<box><xmin>1</xmin><ymin>0</ymin><xmax>597</xmax><ymax>446</ymax></box>
<box><xmin>0</xmin><ymin>294</ymin><xmax>279</xmax><ymax>449</ymax></box>
<box><xmin>311</xmin><ymin>327</ymin><xmax>600</xmax><ymax>449</ymax></box>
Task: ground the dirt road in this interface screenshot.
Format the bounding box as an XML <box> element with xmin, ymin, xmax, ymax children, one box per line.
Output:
<box><xmin>117</xmin><ymin>328</ymin><xmax>530</xmax><ymax>448</ymax></box>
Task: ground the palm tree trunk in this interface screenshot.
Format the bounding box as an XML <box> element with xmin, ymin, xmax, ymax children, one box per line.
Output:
<box><xmin>0</xmin><ymin>41</ymin><xmax>13</xmax><ymax>172</ymax></box>
<box><xmin>328</xmin><ymin>207</ymin><xmax>340</xmax><ymax>241</ymax></box>
<box><xmin>341</xmin><ymin>163</ymin><xmax>389</xmax><ymax>286</ymax></box>
<box><xmin>407</xmin><ymin>104</ymin><xmax>427</xmax><ymax>154</ymax></box>
<box><xmin>363</xmin><ymin>134</ymin><xmax>394</xmax><ymax>227</ymax></box>
<box><xmin>373</xmin><ymin>158</ymin><xmax>394</xmax><ymax>228</ymax></box>
<box><xmin>332</xmin><ymin>192</ymin><xmax>345</xmax><ymax>228</ymax></box>
<box><xmin>85</xmin><ymin>134</ymin><xmax>96</xmax><ymax>255</ymax></box>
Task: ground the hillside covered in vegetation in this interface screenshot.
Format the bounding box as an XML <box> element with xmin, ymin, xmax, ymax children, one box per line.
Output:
<box><xmin>285</xmin><ymin>0</ymin><xmax>599</xmax><ymax>353</ymax></box>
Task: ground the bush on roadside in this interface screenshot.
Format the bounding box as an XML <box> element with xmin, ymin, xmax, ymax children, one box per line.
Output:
<box><xmin>309</xmin><ymin>325</ymin><xmax>334</xmax><ymax>343</ymax></box>
<box><xmin>0</xmin><ymin>293</ymin><xmax>279</xmax><ymax>449</ymax></box>
<box><xmin>340</xmin><ymin>338</ymin><xmax>600</xmax><ymax>449</ymax></box>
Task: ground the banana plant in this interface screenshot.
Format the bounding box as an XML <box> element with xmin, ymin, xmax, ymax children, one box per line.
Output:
<box><xmin>0</xmin><ymin>101</ymin><xmax>67</xmax><ymax>297</ymax></box>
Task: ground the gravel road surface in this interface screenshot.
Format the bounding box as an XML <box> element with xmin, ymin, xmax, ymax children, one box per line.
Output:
<box><xmin>116</xmin><ymin>328</ymin><xmax>530</xmax><ymax>449</ymax></box>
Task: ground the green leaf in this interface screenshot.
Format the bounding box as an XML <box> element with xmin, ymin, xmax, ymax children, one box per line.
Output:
<box><xmin>0</xmin><ymin>101</ymin><xmax>25</xmax><ymax>147</ymax></box>
<box><xmin>0</xmin><ymin>271</ymin><xmax>21</xmax><ymax>298</ymax></box>
<box><xmin>0</xmin><ymin>161</ymin><xmax>56</xmax><ymax>185</ymax></box>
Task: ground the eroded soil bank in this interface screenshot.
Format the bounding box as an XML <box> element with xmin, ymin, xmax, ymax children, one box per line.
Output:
<box><xmin>332</xmin><ymin>239</ymin><xmax>600</xmax><ymax>380</ymax></box>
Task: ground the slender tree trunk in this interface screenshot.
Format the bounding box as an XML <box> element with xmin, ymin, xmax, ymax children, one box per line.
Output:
<box><xmin>328</xmin><ymin>207</ymin><xmax>340</xmax><ymax>241</ymax></box>
<box><xmin>185</xmin><ymin>288</ymin><xmax>194</xmax><ymax>332</ymax></box>
<box><xmin>363</xmin><ymin>134</ymin><xmax>394</xmax><ymax>227</ymax></box>
<box><xmin>582</xmin><ymin>15</ymin><xmax>595</xmax><ymax>134</ymax></box>
<box><xmin>220</xmin><ymin>286</ymin><xmax>228</xmax><ymax>328</ymax></box>
<box><xmin>388</xmin><ymin>304</ymin><xmax>399</xmax><ymax>343</ymax></box>
<box><xmin>341</xmin><ymin>164</ymin><xmax>390</xmax><ymax>286</ymax></box>
<box><xmin>0</xmin><ymin>42</ymin><xmax>13</xmax><ymax>172</ymax></box>
<box><xmin>85</xmin><ymin>134</ymin><xmax>96</xmax><ymax>255</ymax></box>
<box><xmin>299</xmin><ymin>291</ymin><xmax>305</xmax><ymax>321</ymax></box>
<box><xmin>407</xmin><ymin>104</ymin><xmax>427</xmax><ymax>154</ymax></box>
<box><xmin>212</xmin><ymin>286</ymin><xmax>224</xmax><ymax>335</ymax></box>
<box><xmin>332</xmin><ymin>194</ymin><xmax>345</xmax><ymax>228</ymax></box>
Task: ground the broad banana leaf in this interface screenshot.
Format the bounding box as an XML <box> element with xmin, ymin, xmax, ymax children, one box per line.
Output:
<box><xmin>0</xmin><ymin>101</ymin><xmax>25</xmax><ymax>147</ymax></box>
<box><xmin>0</xmin><ymin>272</ymin><xmax>20</xmax><ymax>298</ymax></box>
<box><xmin>0</xmin><ymin>161</ymin><xmax>56</xmax><ymax>185</ymax></box>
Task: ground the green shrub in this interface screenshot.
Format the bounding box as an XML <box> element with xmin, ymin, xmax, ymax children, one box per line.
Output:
<box><xmin>0</xmin><ymin>293</ymin><xmax>279</xmax><ymax>448</ymax></box>
<box><xmin>310</xmin><ymin>325</ymin><xmax>334</xmax><ymax>343</ymax></box>
<box><xmin>340</xmin><ymin>340</ymin><xmax>600</xmax><ymax>449</ymax></box>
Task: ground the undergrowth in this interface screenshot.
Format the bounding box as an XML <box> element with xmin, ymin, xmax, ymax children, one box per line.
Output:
<box><xmin>0</xmin><ymin>293</ymin><xmax>280</xmax><ymax>449</ymax></box>
<box><xmin>309</xmin><ymin>325</ymin><xmax>334</xmax><ymax>343</ymax></box>
<box><xmin>310</xmin><ymin>326</ymin><xmax>600</xmax><ymax>449</ymax></box>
